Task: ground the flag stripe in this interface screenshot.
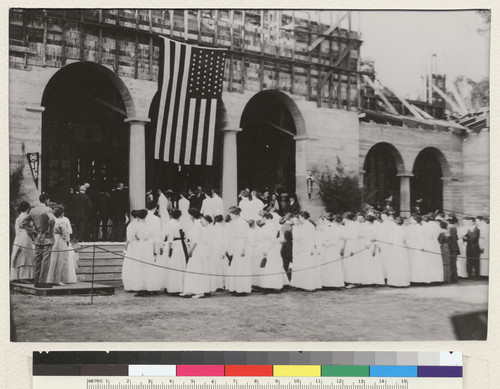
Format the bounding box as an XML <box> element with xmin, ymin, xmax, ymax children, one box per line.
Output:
<box><xmin>200</xmin><ymin>98</ymin><xmax>212</xmax><ymax>165</ymax></box>
<box><xmin>157</xmin><ymin>40</ymin><xmax>176</xmax><ymax>161</ymax></box>
<box><xmin>206</xmin><ymin>99</ymin><xmax>218</xmax><ymax>165</ymax></box>
<box><xmin>178</xmin><ymin>96</ymin><xmax>192</xmax><ymax>165</ymax></box>
<box><xmin>188</xmin><ymin>98</ymin><xmax>202</xmax><ymax>165</ymax></box>
<box><xmin>171</xmin><ymin>44</ymin><xmax>191</xmax><ymax>164</ymax></box>
<box><xmin>154</xmin><ymin>38</ymin><xmax>170</xmax><ymax>159</ymax></box>
<box><xmin>183</xmin><ymin>98</ymin><xmax>197</xmax><ymax>165</ymax></box>
<box><xmin>194</xmin><ymin>99</ymin><xmax>207</xmax><ymax>165</ymax></box>
<box><xmin>162</xmin><ymin>41</ymin><xmax>182</xmax><ymax>161</ymax></box>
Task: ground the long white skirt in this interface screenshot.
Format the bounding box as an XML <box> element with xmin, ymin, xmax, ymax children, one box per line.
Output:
<box><xmin>163</xmin><ymin>241</ymin><xmax>186</xmax><ymax>293</ymax></box>
<box><xmin>259</xmin><ymin>244</ymin><xmax>285</xmax><ymax>290</ymax></box>
<box><xmin>291</xmin><ymin>248</ymin><xmax>320</xmax><ymax>291</ymax></box>
<box><xmin>227</xmin><ymin>253</ymin><xmax>252</xmax><ymax>293</ymax></box>
<box><xmin>321</xmin><ymin>245</ymin><xmax>345</xmax><ymax>287</ymax></box>
<box><xmin>386</xmin><ymin>245</ymin><xmax>410</xmax><ymax>287</ymax></box>
<box><xmin>122</xmin><ymin>241</ymin><xmax>145</xmax><ymax>291</ymax></box>
<box><xmin>183</xmin><ymin>245</ymin><xmax>210</xmax><ymax>295</ymax></box>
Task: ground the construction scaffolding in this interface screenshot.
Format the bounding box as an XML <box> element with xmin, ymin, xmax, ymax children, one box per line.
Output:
<box><xmin>9</xmin><ymin>9</ymin><xmax>364</xmax><ymax>111</ymax></box>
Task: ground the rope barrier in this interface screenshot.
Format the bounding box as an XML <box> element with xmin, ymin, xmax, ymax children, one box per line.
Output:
<box><xmin>374</xmin><ymin>239</ymin><xmax>488</xmax><ymax>260</ymax></box>
<box><xmin>95</xmin><ymin>245</ymin><xmax>369</xmax><ymax>278</ymax></box>
<box><xmin>12</xmin><ymin>243</ymin><xmax>91</xmax><ymax>253</ymax></box>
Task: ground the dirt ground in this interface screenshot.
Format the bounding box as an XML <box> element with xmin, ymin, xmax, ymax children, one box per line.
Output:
<box><xmin>10</xmin><ymin>280</ymin><xmax>488</xmax><ymax>342</ymax></box>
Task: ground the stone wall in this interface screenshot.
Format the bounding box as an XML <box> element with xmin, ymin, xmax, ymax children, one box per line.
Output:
<box><xmin>359</xmin><ymin>121</ymin><xmax>464</xmax><ymax>214</ymax></box>
<box><xmin>462</xmin><ymin>131</ymin><xmax>489</xmax><ymax>216</ymax></box>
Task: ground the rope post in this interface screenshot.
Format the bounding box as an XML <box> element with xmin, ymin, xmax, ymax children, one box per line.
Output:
<box><xmin>90</xmin><ymin>244</ymin><xmax>96</xmax><ymax>305</ymax></box>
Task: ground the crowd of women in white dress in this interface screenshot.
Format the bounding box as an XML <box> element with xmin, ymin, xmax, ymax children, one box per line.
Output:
<box><xmin>120</xmin><ymin>197</ymin><xmax>490</xmax><ymax>298</ymax></box>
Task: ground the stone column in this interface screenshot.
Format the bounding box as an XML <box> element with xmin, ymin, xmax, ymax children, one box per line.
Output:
<box><xmin>221</xmin><ymin>128</ymin><xmax>241</xmax><ymax>209</ymax></box>
<box><xmin>398</xmin><ymin>172</ymin><xmax>413</xmax><ymax>218</ymax></box>
<box><xmin>294</xmin><ymin>135</ymin><xmax>309</xmax><ymax>206</ymax></box>
<box><xmin>125</xmin><ymin>117</ymin><xmax>150</xmax><ymax>211</ymax></box>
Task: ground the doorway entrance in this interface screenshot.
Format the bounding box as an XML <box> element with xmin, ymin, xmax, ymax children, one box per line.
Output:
<box><xmin>238</xmin><ymin>91</ymin><xmax>297</xmax><ymax>195</ymax></box>
<box><xmin>41</xmin><ymin>63</ymin><xmax>130</xmax><ymax>195</ymax></box>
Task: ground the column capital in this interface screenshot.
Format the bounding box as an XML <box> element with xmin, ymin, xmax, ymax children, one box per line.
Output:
<box><xmin>397</xmin><ymin>172</ymin><xmax>414</xmax><ymax>178</ymax></box>
<box><xmin>125</xmin><ymin>117</ymin><xmax>150</xmax><ymax>124</ymax></box>
<box><xmin>220</xmin><ymin>127</ymin><xmax>242</xmax><ymax>133</ymax></box>
<box><xmin>294</xmin><ymin>135</ymin><xmax>318</xmax><ymax>141</ymax></box>
<box><xmin>26</xmin><ymin>105</ymin><xmax>45</xmax><ymax>113</ymax></box>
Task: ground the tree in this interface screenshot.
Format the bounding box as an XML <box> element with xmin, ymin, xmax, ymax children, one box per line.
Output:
<box><xmin>315</xmin><ymin>157</ymin><xmax>362</xmax><ymax>214</ymax></box>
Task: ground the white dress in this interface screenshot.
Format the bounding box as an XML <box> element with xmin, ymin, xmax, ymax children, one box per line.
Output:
<box><xmin>178</xmin><ymin>197</ymin><xmax>192</xmax><ymax>235</ymax></box>
<box><xmin>343</xmin><ymin>221</ymin><xmax>364</xmax><ymax>284</ymax></box>
<box><xmin>321</xmin><ymin>222</ymin><xmax>345</xmax><ymax>287</ymax></box>
<box><xmin>386</xmin><ymin>224</ymin><xmax>410</xmax><ymax>287</ymax></box>
<box><xmin>209</xmin><ymin>223</ymin><xmax>226</xmax><ymax>290</ymax></box>
<box><xmin>364</xmin><ymin>222</ymin><xmax>385</xmax><ymax>285</ymax></box>
<box><xmin>249</xmin><ymin>227</ymin><xmax>262</xmax><ymax>287</ymax></box>
<box><xmin>258</xmin><ymin>222</ymin><xmax>285</xmax><ymax>290</ymax></box>
<box><xmin>407</xmin><ymin>224</ymin><xmax>431</xmax><ymax>283</ymax></box>
<box><xmin>239</xmin><ymin>198</ymin><xmax>252</xmax><ymax>221</ymax></box>
<box><xmin>227</xmin><ymin>217</ymin><xmax>251</xmax><ymax>293</ymax></box>
<box><xmin>10</xmin><ymin>212</ymin><xmax>35</xmax><ymax>281</ymax></box>
<box><xmin>291</xmin><ymin>221</ymin><xmax>320</xmax><ymax>291</ymax></box>
<box><xmin>422</xmin><ymin>221</ymin><xmax>444</xmax><ymax>282</ymax></box>
<box><xmin>158</xmin><ymin>192</ymin><xmax>171</xmax><ymax>234</ymax></box>
<box><xmin>122</xmin><ymin>220</ymin><xmax>145</xmax><ymax>291</ymax></box>
<box><xmin>162</xmin><ymin>219</ymin><xmax>187</xmax><ymax>293</ymax></box>
<box><xmin>183</xmin><ymin>221</ymin><xmax>211</xmax><ymax>295</ymax></box>
<box><xmin>144</xmin><ymin>212</ymin><xmax>163</xmax><ymax>291</ymax></box>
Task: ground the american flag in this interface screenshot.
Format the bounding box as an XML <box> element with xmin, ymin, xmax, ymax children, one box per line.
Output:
<box><xmin>154</xmin><ymin>36</ymin><xmax>227</xmax><ymax>166</ymax></box>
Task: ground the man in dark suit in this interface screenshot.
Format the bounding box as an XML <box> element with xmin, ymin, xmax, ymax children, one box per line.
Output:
<box><xmin>284</xmin><ymin>195</ymin><xmax>300</xmax><ymax>215</ymax></box>
<box><xmin>72</xmin><ymin>185</ymin><xmax>93</xmax><ymax>242</ymax></box>
<box><xmin>280</xmin><ymin>213</ymin><xmax>294</xmax><ymax>281</ymax></box>
<box><xmin>110</xmin><ymin>182</ymin><xmax>128</xmax><ymax>242</ymax></box>
<box><xmin>190</xmin><ymin>186</ymin><xmax>206</xmax><ymax>211</ymax></box>
<box><xmin>21</xmin><ymin>193</ymin><xmax>55</xmax><ymax>288</ymax></box>
<box><xmin>463</xmin><ymin>217</ymin><xmax>481</xmax><ymax>280</ymax></box>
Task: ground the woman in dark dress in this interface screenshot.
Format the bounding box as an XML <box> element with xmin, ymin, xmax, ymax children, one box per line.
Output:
<box><xmin>438</xmin><ymin>221</ymin><xmax>451</xmax><ymax>283</ymax></box>
<box><xmin>447</xmin><ymin>216</ymin><xmax>460</xmax><ymax>283</ymax></box>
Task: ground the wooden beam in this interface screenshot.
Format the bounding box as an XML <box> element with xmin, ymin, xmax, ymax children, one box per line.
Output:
<box><xmin>307</xmin><ymin>11</ymin><xmax>350</xmax><ymax>52</ymax></box>
<box><xmin>42</xmin><ymin>10</ymin><xmax>47</xmax><ymax>66</ymax></box>
<box><xmin>432</xmin><ymin>84</ymin><xmax>465</xmax><ymax>115</ymax></box>
<box><xmin>362</xmin><ymin>75</ymin><xmax>399</xmax><ymax>115</ymax></box>
<box><xmin>134</xmin><ymin>10</ymin><xmax>139</xmax><ymax>79</ymax></box>
<box><xmin>184</xmin><ymin>10</ymin><xmax>188</xmax><ymax>41</ymax></box>
<box><xmin>318</xmin><ymin>47</ymin><xmax>350</xmax><ymax>88</ymax></box>
<box><xmin>97</xmin><ymin>10</ymin><xmax>102</xmax><ymax>64</ymax></box>
<box><xmin>148</xmin><ymin>10</ymin><xmax>153</xmax><ymax>80</ymax></box>
<box><xmin>260</xmin><ymin>118</ymin><xmax>295</xmax><ymax>137</ymax></box>
<box><xmin>383</xmin><ymin>81</ymin><xmax>423</xmax><ymax>118</ymax></box>
<box><xmin>411</xmin><ymin>104</ymin><xmax>434</xmax><ymax>119</ymax></box>
<box><xmin>448</xmin><ymin>82</ymin><xmax>469</xmax><ymax>115</ymax></box>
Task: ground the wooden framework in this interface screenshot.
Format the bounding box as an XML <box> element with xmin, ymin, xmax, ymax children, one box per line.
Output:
<box><xmin>9</xmin><ymin>9</ymin><xmax>366</xmax><ymax>111</ymax></box>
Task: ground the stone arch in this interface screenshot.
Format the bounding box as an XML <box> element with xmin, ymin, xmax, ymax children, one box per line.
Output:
<box><xmin>42</xmin><ymin>62</ymin><xmax>136</xmax><ymax>117</ymax></box>
<box><xmin>240</xmin><ymin>90</ymin><xmax>307</xmax><ymax>137</ymax></box>
<box><xmin>40</xmin><ymin>61</ymin><xmax>136</xmax><ymax>199</ymax></box>
<box><xmin>238</xmin><ymin>90</ymin><xmax>306</xmax><ymax>196</ymax></box>
<box><xmin>363</xmin><ymin>142</ymin><xmax>406</xmax><ymax>210</ymax></box>
<box><xmin>411</xmin><ymin>147</ymin><xmax>451</xmax><ymax>213</ymax></box>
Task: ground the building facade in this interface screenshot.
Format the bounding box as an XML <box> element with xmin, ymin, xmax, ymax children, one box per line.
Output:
<box><xmin>9</xmin><ymin>9</ymin><xmax>489</xmax><ymax>217</ymax></box>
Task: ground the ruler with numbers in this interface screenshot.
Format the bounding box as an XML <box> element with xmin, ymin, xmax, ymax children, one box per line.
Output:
<box><xmin>33</xmin><ymin>376</ymin><xmax>462</xmax><ymax>389</ymax></box>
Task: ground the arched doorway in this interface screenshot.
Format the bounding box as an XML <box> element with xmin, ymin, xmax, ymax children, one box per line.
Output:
<box><xmin>238</xmin><ymin>91</ymin><xmax>302</xmax><ymax>195</ymax></box>
<box><xmin>41</xmin><ymin>62</ymin><xmax>134</xmax><ymax>195</ymax></box>
<box><xmin>145</xmin><ymin>93</ymin><xmax>225</xmax><ymax>194</ymax></box>
<box><xmin>363</xmin><ymin>142</ymin><xmax>404</xmax><ymax>212</ymax></box>
<box><xmin>411</xmin><ymin>147</ymin><xmax>449</xmax><ymax>214</ymax></box>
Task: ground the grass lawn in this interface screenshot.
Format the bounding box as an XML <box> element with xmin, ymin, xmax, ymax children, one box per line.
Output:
<box><xmin>10</xmin><ymin>279</ymin><xmax>488</xmax><ymax>342</ymax></box>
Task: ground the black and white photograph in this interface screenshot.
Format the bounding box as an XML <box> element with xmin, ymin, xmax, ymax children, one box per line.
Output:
<box><xmin>8</xmin><ymin>8</ymin><xmax>490</xmax><ymax>342</ymax></box>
